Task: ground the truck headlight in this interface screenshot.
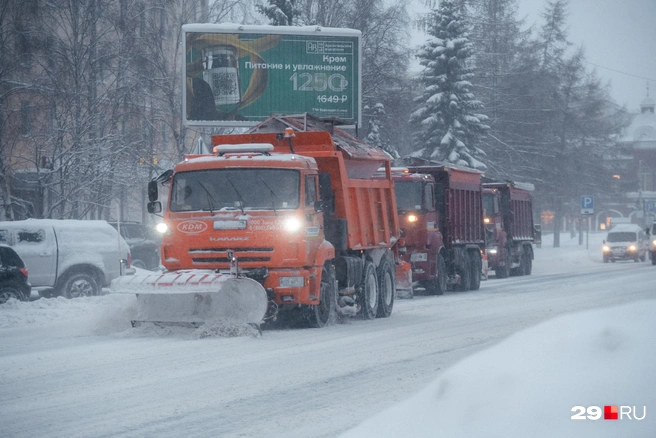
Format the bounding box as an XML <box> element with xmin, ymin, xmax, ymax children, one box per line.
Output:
<box><xmin>284</xmin><ymin>217</ymin><xmax>302</xmax><ymax>232</ymax></box>
<box><xmin>410</xmin><ymin>253</ymin><xmax>428</xmax><ymax>262</ymax></box>
<box><xmin>652</xmin><ymin>239</ymin><xmax>656</xmax><ymax>247</ymax></box>
<box><xmin>156</xmin><ymin>222</ymin><xmax>168</xmax><ymax>234</ymax></box>
<box><xmin>487</xmin><ymin>247</ymin><xmax>498</xmax><ymax>255</ymax></box>
<box><xmin>602</xmin><ymin>245</ymin><xmax>610</xmax><ymax>252</ymax></box>
<box><xmin>628</xmin><ymin>245</ymin><xmax>636</xmax><ymax>252</ymax></box>
<box><xmin>279</xmin><ymin>276</ymin><xmax>304</xmax><ymax>288</ymax></box>
<box><xmin>406</xmin><ymin>214</ymin><xmax>418</xmax><ymax>223</ymax></box>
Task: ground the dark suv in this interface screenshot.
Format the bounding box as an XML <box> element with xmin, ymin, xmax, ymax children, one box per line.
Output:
<box><xmin>109</xmin><ymin>222</ymin><xmax>161</xmax><ymax>270</ymax></box>
<box><xmin>0</xmin><ymin>244</ymin><xmax>31</xmax><ymax>304</ymax></box>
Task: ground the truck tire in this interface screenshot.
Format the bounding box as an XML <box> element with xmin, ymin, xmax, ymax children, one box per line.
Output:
<box><xmin>426</xmin><ymin>253</ymin><xmax>447</xmax><ymax>295</ymax></box>
<box><xmin>358</xmin><ymin>262</ymin><xmax>379</xmax><ymax>320</ymax></box>
<box><xmin>456</xmin><ymin>253</ymin><xmax>472</xmax><ymax>291</ymax></box>
<box><xmin>376</xmin><ymin>260</ymin><xmax>395</xmax><ymax>318</ymax></box>
<box><xmin>306</xmin><ymin>264</ymin><xmax>337</xmax><ymax>328</ymax></box>
<box><xmin>59</xmin><ymin>272</ymin><xmax>100</xmax><ymax>299</ymax></box>
<box><xmin>469</xmin><ymin>251</ymin><xmax>482</xmax><ymax>291</ymax></box>
<box><xmin>495</xmin><ymin>247</ymin><xmax>510</xmax><ymax>279</ymax></box>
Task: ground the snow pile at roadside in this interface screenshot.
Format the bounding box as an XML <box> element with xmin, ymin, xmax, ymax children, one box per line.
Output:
<box><xmin>341</xmin><ymin>299</ymin><xmax>656</xmax><ymax>438</ymax></box>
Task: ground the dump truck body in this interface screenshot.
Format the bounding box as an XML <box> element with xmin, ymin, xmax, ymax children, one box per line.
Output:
<box><xmin>482</xmin><ymin>182</ymin><xmax>535</xmax><ymax>277</ymax></box>
<box><xmin>390</xmin><ymin>160</ymin><xmax>486</xmax><ymax>294</ymax></box>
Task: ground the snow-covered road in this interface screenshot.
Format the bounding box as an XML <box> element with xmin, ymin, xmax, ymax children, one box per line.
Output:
<box><xmin>1</xmin><ymin>233</ymin><xmax>654</xmax><ymax>437</ymax></box>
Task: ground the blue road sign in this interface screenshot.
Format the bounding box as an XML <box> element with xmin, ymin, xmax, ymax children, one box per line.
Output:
<box><xmin>581</xmin><ymin>195</ymin><xmax>594</xmax><ymax>214</ymax></box>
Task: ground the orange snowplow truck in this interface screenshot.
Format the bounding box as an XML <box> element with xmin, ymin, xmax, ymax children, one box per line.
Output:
<box><xmin>112</xmin><ymin>115</ymin><xmax>408</xmax><ymax>328</ymax></box>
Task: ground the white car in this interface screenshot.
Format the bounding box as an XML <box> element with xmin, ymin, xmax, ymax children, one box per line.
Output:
<box><xmin>602</xmin><ymin>224</ymin><xmax>648</xmax><ymax>263</ymax></box>
<box><xmin>0</xmin><ymin>219</ymin><xmax>133</xmax><ymax>298</ymax></box>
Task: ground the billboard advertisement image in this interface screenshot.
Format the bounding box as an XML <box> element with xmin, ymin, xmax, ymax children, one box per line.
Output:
<box><xmin>183</xmin><ymin>24</ymin><xmax>361</xmax><ymax>127</ymax></box>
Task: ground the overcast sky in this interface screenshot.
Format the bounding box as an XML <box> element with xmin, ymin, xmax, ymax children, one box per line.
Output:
<box><xmin>408</xmin><ymin>0</ymin><xmax>656</xmax><ymax>111</ymax></box>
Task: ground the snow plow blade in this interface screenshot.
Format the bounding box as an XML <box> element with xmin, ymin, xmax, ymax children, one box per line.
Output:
<box><xmin>110</xmin><ymin>271</ymin><xmax>268</xmax><ymax>326</ymax></box>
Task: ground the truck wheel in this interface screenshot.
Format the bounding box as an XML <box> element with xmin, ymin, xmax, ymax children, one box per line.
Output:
<box><xmin>522</xmin><ymin>248</ymin><xmax>533</xmax><ymax>275</ymax></box>
<box><xmin>60</xmin><ymin>272</ymin><xmax>100</xmax><ymax>299</ymax></box>
<box><xmin>426</xmin><ymin>253</ymin><xmax>447</xmax><ymax>295</ymax></box>
<box><xmin>376</xmin><ymin>260</ymin><xmax>395</xmax><ymax>318</ymax></box>
<box><xmin>306</xmin><ymin>264</ymin><xmax>337</xmax><ymax>328</ymax></box>
<box><xmin>469</xmin><ymin>251</ymin><xmax>482</xmax><ymax>291</ymax></box>
<box><xmin>495</xmin><ymin>247</ymin><xmax>510</xmax><ymax>279</ymax></box>
<box><xmin>457</xmin><ymin>253</ymin><xmax>471</xmax><ymax>291</ymax></box>
<box><xmin>358</xmin><ymin>262</ymin><xmax>379</xmax><ymax>320</ymax></box>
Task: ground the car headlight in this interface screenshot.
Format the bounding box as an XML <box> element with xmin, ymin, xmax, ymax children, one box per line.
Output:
<box><xmin>279</xmin><ymin>276</ymin><xmax>305</xmax><ymax>288</ymax></box>
<box><xmin>487</xmin><ymin>247</ymin><xmax>498</xmax><ymax>255</ymax></box>
<box><xmin>410</xmin><ymin>252</ymin><xmax>428</xmax><ymax>262</ymax></box>
<box><xmin>284</xmin><ymin>217</ymin><xmax>302</xmax><ymax>233</ymax></box>
<box><xmin>652</xmin><ymin>239</ymin><xmax>656</xmax><ymax>247</ymax></box>
<box><xmin>628</xmin><ymin>245</ymin><xmax>636</xmax><ymax>252</ymax></box>
<box><xmin>602</xmin><ymin>245</ymin><xmax>610</xmax><ymax>252</ymax></box>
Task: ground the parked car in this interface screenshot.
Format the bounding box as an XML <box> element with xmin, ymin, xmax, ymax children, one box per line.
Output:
<box><xmin>0</xmin><ymin>244</ymin><xmax>31</xmax><ymax>304</ymax></box>
<box><xmin>0</xmin><ymin>219</ymin><xmax>132</xmax><ymax>298</ymax></box>
<box><xmin>108</xmin><ymin>222</ymin><xmax>161</xmax><ymax>270</ymax></box>
<box><xmin>602</xmin><ymin>224</ymin><xmax>648</xmax><ymax>263</ymax></box>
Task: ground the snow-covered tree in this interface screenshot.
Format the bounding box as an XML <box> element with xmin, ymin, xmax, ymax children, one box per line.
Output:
<box><xmin>410</xmin><ymin>0</ymin><xmax>489</xmax><ymax>170</ymax></box>
<box><xmin>257</xmin><ymin>0</ymin><xmax>299</xmax><ymax>25</ymax></box>
<box><xmin>364</xmin><ymin>103</ymin><xmax>399</xmax><ymax>158</ymax></box>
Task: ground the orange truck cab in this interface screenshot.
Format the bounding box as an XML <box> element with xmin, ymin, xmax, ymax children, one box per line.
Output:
<box><xmin>150</xmin><ymin>115</ymin><xmax>404</xmax><ymax>327</ymax></box>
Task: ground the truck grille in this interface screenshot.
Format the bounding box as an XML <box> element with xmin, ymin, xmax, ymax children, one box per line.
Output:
<box><xmin>189</xmin><ymin>247</ymin><xmax>273</xmax><ymax>264</ymax></box>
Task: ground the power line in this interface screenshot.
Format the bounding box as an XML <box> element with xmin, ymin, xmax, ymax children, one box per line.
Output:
<box><xmin>583</xmin><ymin>60</ymin><xmax>656</xmax><ymax>82</ymax></box>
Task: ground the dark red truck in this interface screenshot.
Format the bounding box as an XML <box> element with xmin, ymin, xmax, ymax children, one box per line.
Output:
<box><xmin>389</xmin><ymin>160</ymin><xmax>486</xmax><ymax>295</ymax></box>
<box><xmin>482</xmin><ymin>181</ymin><xmax>535</xmax><ymax>278</ymax></box>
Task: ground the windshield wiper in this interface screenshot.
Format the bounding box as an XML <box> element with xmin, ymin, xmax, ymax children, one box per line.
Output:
<box><xmin>197</xmin><ymin>181</ymin><xmax>216</xmax><ymax>216</ymax></box>
<box><xmin>225</xmin><ymin>176</ymin><xmax>245</xmax><ymax>214</ymax></box>
<box><xmin>258</xmin><ymin>175</ymin><xmax>279</xmax><ymax>216</ymax></box>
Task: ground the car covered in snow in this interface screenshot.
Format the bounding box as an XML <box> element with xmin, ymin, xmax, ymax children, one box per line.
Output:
<box><xmin>0</xmin><ymin>219</ymin><xmax>133</xmax><ymax>298</ymax></box>
<box><xmin>602</xmin><ymin>224</ymin><xmax>648</xmax><ymax>263</ymax></box>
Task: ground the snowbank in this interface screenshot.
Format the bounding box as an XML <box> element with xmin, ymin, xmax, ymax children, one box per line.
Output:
<box><xmin>341</xmin><ymin>299</ymin><xmax>656</xmax><ymax>437</ymax></box>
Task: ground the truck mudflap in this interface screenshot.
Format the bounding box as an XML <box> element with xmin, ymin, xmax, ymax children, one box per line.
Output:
<box><xmin>110</xmin><ymin>270</ymin><xmax>268</xmax><ymax>327</ymax></box>
<box><xmin>395</xmin><ymin>261</ymin><xmax>413</xmax><ymax>298</ymax></box>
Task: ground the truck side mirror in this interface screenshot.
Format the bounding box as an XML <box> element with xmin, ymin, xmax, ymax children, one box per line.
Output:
<box><xmin>148</xmin><ymin>181</ymin><xmax>158</xmax><ymax>202</ymax></box>
<box><xmin>147</xmin><ymin>201</ymin><xmax>162</xmax><ymax>214</ymax></box>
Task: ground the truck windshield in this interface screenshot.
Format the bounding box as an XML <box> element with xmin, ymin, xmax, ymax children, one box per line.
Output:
<box><xmin>394</xmin><ymin>181</ymin><xmax>423</xmax><ymax>211</ymax></box>
<box><xmin>606</xmin><ymin>232</ymin><xmax>637</xmax><ymax>243</ymax></box>
<box><xmin>482</xmin><ymin>193</ymin><xmax>497</xmax><ymax>217</ymax></box>
<box><xmin>169</xmin><ymin>169</ymin><xmax>300</xmax><ymax>212</ymax></box>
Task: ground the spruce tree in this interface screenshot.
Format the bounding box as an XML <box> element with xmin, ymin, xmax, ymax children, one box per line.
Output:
<box><xmin>257</xmin><ymin>0</ymin><xmax>298</xmax><ymax>26</ymax></box>
<box><xmin>410</xmin><ymin>0</ymin><xmax>489</xmax><ymax>170</ymax></box>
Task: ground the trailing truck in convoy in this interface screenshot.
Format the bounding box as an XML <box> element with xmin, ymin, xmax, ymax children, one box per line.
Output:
<box><xmin>388</xmin><ymin>159</ymin><xmax>486</xmax><ymax>295</ymax></box>
<box><xmin>111</xmin><ymin>114</ymin><xmax>409</xmax><ymax>327</ymax></box>
<box><xmin>481</xmin><ymin>181</ymin><xmax>535</xmax><ymax>277</ymax></box>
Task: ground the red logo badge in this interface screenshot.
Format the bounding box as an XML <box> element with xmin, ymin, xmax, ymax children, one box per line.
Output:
<box><xmin>604</xmin><ymin>406</ymin><xmax>618</xmax><ymax>420</ymax></box>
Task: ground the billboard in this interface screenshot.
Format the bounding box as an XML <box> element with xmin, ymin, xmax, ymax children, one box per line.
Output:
<box><xmin>182</xmin><ymin>24</ymin><xmax>361</xmax><ymax>127</ymax></box>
